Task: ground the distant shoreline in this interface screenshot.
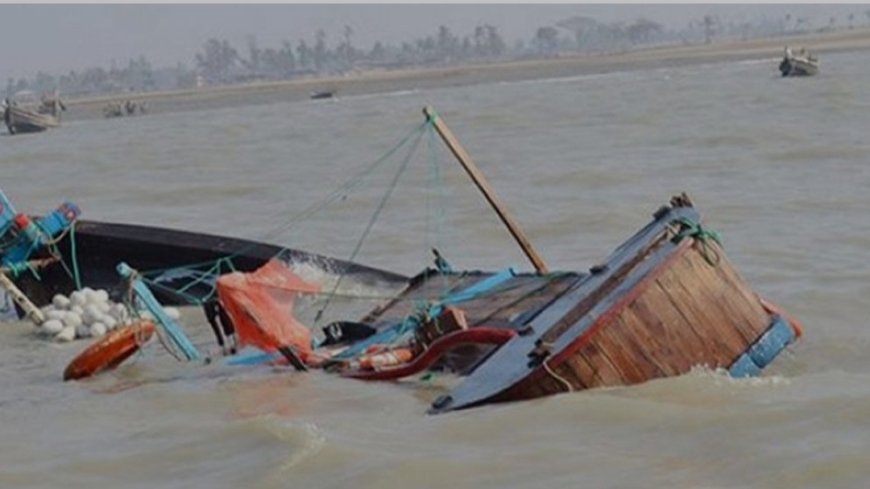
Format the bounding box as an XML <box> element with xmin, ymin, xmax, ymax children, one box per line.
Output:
<box><xmin>64</xmin><ymin>27</ymin><xmax>870</xmax><ymax>120</ymax></box>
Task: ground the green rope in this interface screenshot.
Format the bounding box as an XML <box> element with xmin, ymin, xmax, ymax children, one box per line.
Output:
<box><xmin>69</xmin><ymin>222</ymin><xmax>82</xmax><ymax>290</ymax></box>
<box><xmin>315</xmin><ymin>124</ymin><xmax>427</xmax><ymax>324</ymax></box>
<box><xmin>248</xmin><ymin>121</ymin><xmax>431</xmax><ymax>247</ymax></box>
<box><xmin>140</xmin><ymin>276</ymin><xmax>208</xmax><ymax>306</ymax></box>
<box><xmin>5</xmin><ymin>260</ymin><xmax>41</xmax><ymax>280</ymax></box>
<box><xmin>672</xmin><ymin>217</ymin><xmax>723</xmax><ymax>266</ymax></box>
<box><xmin>174</xmin><ymin>261</ymin><xmax>222</xmax><ymax>295</ymax></box>
<box><xmin>138</xmin><ymin>120</ymin><xmax>430</xmax><ymax>291</ymax></box>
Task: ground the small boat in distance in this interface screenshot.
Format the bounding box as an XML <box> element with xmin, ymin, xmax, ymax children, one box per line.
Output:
<box><xmin>103</xmin><ymin>99</ymin><xmax>147</xmax><ymax>118</ymax></box>
<box><xmin>779</xmin><ymin>46</ymin><xmax>819</xmax><ymax>77</ymax></box>
<box><xmin>310</xmin><ymin>90</ymin><xmax>336</xmax><ymax>100</ymax></box>
<box><xmin>2</xmin><ymin>90</ymin><xmax>65</xmax><ymax>134</ymax></box>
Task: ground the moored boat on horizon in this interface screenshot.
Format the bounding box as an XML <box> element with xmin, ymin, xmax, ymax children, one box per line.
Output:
<box><xmin>3</xmin><ymin>90</ymin><xmax>65</xmax><ymax>134</ymax></box>
<box><xmin>779</xmin><ymin>46</ymin><xmax>819</xmax><ymax>77</ymax></box>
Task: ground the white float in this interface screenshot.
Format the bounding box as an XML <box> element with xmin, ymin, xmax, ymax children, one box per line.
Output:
<box><xmin>38</xmin><ymin>287</ymin><xmax>161</xmax><ymax>342</ymax></box>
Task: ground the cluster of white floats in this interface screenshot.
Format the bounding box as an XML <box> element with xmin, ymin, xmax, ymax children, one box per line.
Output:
<box><xmin>38</xmin><ymin>287</ymin><xmax>180</xmax><ymax>342</ymax></box>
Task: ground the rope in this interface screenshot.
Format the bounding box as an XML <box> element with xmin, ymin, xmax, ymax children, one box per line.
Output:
<box><xmin>140</xmin><ymin>275</ymin><xmax>213</xmax><ymax>306</ymax></box>
<box><xmin>672</xmin><ymin>216</ymin><xmax>722</xmax><ymax>266</ymax></box>
<box><xmin>542</xmin><ymin>357</ymin><xmax>574</xmax><ymax>393</ymax></box>
<box><xmin>4</xmin><ymin>260</ymin><xmax>41</xmax><ymax>280</ymax></box>
<box><xmin>135</xmin><ymin>121</ymin><xmax>431</xmax><ymax>301</ymax></box>
<box><xmin>25</xmin><ymin>218</ymin><xmax>84</xmax><ymax>290</ymax></box>
<box><xmin>330</xmin><ymin>270</ymin><xmax>572</xmax><ymax>363</ymax></box>
<box><xmin>119</xmin><ymin>262</ymin><xmax>201</xmax><ymax>361</ymax></box>
<box><xmin>315</xmin><ymin>123</ymin><xmax>427</xmax><ymax>325</ymax></box>
<box><xmin>69</xmin><ymin>222</ymin><xmax>82</xmax><ymax>290</ymax></box>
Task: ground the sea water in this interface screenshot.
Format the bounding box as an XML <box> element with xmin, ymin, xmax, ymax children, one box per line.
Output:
<box><xmin>1</xmin><ymin>49</ymin><xmax>870</xmax><ymax>488</ymax></box>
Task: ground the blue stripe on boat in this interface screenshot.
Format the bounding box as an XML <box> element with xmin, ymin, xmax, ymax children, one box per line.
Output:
<box><xmin>729</xmin><ymin>315</ymin><xmax>795</xmax><ymax>377</ymax></box>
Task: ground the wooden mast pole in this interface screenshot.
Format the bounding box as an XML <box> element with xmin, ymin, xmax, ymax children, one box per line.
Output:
<box><xmin>0</xmin><ymin>258</ymin><xmax>58</xmax><ymax>326</ymax></box>
<box><xmin>423</xmin><ymin>106</ymin><xmax>549</xmax><ymax>274</ymax></box>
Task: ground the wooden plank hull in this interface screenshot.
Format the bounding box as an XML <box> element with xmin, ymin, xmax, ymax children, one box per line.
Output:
<box><xmin>430</xmin><ymin>197</ymin><xmax>799</xmax><ymax>413</ymax></box>
<box><xmin>358</xmin><ymin>268</ymin><xmax>584</xmax><ymax>374</ymax></box>
<box><xmin>4</xmin><ymin>106</ymin><xmax>59</xmax><ymax>134</ymax></box>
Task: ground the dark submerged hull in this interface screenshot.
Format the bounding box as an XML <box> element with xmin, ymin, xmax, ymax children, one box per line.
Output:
<box><xmin>16</xmin><ymin>220</ymin><xmax>408</xmax><ymax>307</ymax></box>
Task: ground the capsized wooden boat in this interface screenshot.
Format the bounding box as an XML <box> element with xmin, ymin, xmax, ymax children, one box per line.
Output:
<box><xmin>13</xmin><ymin>219</ymin><xmax>408</xmax><ymax>309</ymax></box>
<box><xmin>310</xmin><ymin>194</ymin><xmax>800</xmax><ymax>414</ymax></box>
<box><xmin>779</xmin><ymin>46</ymin><xmax>819</xmax><ymax>77</ymax></box>
<box><xmin>56</xmin><ymin>107</ymin><xmax>802</xmax><ymax>413</ymax></box>
<box><xmin>424</xmin><ymin>194</ymin><xmax>801</xmax><ymax>413</ymax></box>
<box><xmin>310</xmin><ymin>109</ymin><xmax>802</xmax><ymax>413</ymax></box>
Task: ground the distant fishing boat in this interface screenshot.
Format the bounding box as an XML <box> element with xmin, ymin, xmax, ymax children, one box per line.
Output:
<box><xmin>779</xmin><ymin>46</ymin><xmax>819</xmax><ymax>77</ymax></box>
<box><xmin>103</xmin><ymin>99</ymin><xmax>147</xmax><ymax>118</ymax></box>
<box><xmin>3</xmin><ymin>90</ymin><xmax>65</xmax><ymax>134</ymax></box>
<box><xmin>310</xmin><ymin>90</ymin><xmax>335</xmax><ymax>100</ymax></box>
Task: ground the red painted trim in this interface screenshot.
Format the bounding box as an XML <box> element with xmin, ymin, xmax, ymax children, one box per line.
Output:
<box><xmin>760</xmin><ymin>298</ymin><xmax>804</xmax><ymax>339</ymax></box>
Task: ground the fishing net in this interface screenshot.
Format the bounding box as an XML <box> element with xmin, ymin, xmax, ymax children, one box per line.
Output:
<box><xmin>216</xmin><ymin>258</ymin><xmax>321</xmax><ymax>362</ymax></box>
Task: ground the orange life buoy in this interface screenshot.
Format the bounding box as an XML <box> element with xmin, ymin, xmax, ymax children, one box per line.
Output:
<box><xmin>63</xmin><ymin>320</ymin><xmax>156</xmax><ymax>381</ymax></box>
<box><xmin>760</xmin><ymin>298</ymin><xmax>804</xmax><ymax>339</ymax></box>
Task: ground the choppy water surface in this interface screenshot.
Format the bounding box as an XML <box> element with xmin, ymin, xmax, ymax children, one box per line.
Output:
<box><xmin>2</xmin><ymin>50</ymin><xmax>870</xmax><ymax>488</ymax></box>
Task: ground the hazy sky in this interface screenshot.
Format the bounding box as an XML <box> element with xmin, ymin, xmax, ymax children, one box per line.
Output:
<box><xmin>0</xmin><ymin>4</ymin><xmax>863</xmax><ymax>79</ymax></box>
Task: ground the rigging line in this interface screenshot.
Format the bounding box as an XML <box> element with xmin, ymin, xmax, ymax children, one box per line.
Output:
<box><xmin>139</xmin><ymin>276</ymin><xmax>208</xmax><ymax>306</ymax></box>
<box><xmin>251</xmin><ymin>120</ymin><xmax>431</xmax><ymax>245</ymax></box>
<box><xmin>426</xmin><ymin>121</ymin><xmax>452</xmax><ymax>296</ymax></box>
<box><xmin>314</xmin><ymin>123</ymin><xmax>427</xmax><ymax>325</ymax></box>
<box><xmin>139</xmin><ymin>120</ymin><xmax>429</xmax><ymax>279</ymax></box>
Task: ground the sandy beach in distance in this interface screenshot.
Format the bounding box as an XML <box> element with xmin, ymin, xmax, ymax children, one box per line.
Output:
<box><xmin>66</xmin><ymin>26</ymin><xmax>870</xmax><ymax>120</ymax></box>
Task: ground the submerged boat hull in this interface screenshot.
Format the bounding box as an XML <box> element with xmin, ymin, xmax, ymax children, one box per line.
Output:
<box><xmin>429</xmin><ymin>196</ymin><xmax>799</xmax><ymax>413</ymax></box>
<box><xmin>14</xmin><ymin>220</ymin><xmax>408</xmax><ymax>309</ymax></box>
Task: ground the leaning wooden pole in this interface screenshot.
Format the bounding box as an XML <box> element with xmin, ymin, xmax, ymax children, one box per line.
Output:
<box><xmin>0</xmin><ymin>258</ymin><xmax>59</xmax><ymax>326</ymax></box>
<box><xmin>423</xmin><ymin>106</ymin><xmax>549</xmax><ymax>274</ymax></box>
<box><xmin>0</xmin><ymin>273</ymin><xmax>44</xmax><ymax>326</ymax></box>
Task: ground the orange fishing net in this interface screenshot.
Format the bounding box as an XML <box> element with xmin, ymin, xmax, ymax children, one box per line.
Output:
<box><xmin>216</xmin><ymin>259</ymin><xmax>321</xmax><ymax>362</ymax></box>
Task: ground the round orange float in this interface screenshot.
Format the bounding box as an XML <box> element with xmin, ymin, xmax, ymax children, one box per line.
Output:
<box><xmin>63</xmin><ymin>320</ymin><xmax>156</xmax><ymax>381</ymax></box>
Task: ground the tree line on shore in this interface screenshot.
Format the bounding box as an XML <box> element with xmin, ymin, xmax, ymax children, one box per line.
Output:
<box><xmin>7</xmin><ymin>10</ymin><xmax>870</xmax><ymax>98</ymax></box>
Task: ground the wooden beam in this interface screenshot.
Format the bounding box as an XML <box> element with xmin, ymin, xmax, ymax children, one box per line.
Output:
<box><xmin>0</xmin><ymin>273</ymin><xmax>44</xmax><ymax>325</ymax></box>
<box><xmin>423</xmin><ymin>106</ymin><xmax>549</xmax><ymax>274</ymax></box>
<box><xmin>0</xmin><ymin>258</ymin><xmax>59</xmax><ymax>326</ymax></box>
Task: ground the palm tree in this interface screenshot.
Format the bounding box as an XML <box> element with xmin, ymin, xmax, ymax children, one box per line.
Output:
<box><xmin>703</xmin><ymin>15</ymin><xmax>715</xmax><ymax>44</ymax></box>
